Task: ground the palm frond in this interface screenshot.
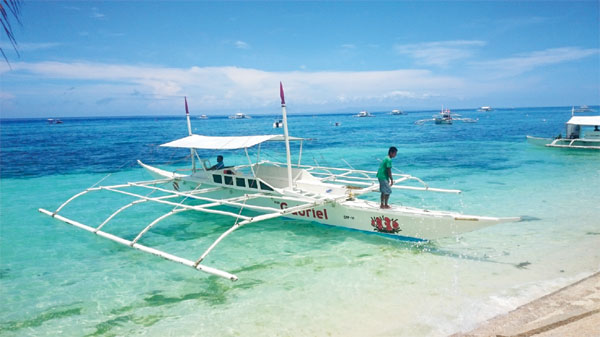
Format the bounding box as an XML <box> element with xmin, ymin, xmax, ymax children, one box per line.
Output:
<box><xmin>0</xmin><ymin>0</ymin><xmax>23</xmax><ymax>65</ymax></box>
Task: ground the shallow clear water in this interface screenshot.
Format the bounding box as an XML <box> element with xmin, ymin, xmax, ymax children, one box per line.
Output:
<box><xmin>1</xmin><ymin>107</ymin><xmax>599</xmax><ymax>336</ymax></box>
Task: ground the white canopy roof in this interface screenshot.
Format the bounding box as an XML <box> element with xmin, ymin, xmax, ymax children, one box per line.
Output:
<box><xmin>161</xmin><ymin>134</ymin><xmax>303</xmax><ymax>150</ymax></box>
<box><xmin>567</xmin><ymin>116</ymin><xmax>600</xmax><ymax>126</ymax></box>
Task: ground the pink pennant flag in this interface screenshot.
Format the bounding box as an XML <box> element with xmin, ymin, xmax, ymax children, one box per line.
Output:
<box><xmin>280</xmin><ymin>82</ymin><xmax>285</xmax><ymax>105</ymax></box>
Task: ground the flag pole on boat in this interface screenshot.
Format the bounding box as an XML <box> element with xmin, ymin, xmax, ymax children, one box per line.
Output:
<box><xmin>184</xmin><ymin>96</ymin><xmax>196</xmax><ymax>172</ymax></box>
<box><xmin>280</xmin><ymin>82</ymin><xmax>293</xmax><ymax>188</ymax></box>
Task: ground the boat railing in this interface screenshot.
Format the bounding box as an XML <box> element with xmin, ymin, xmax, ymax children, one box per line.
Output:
<box><xmin>262</xmin><ymin>160</ymin><xmax>461</xmax><ymax>194</ymax></box>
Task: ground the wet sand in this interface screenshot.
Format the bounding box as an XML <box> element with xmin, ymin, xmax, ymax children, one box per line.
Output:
<box><xmin>450</xmin><ymin>271</ymin><xmax>600</xmax><ymax>337</ymax></box>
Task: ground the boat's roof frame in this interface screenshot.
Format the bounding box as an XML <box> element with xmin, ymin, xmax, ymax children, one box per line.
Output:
<box><xmin>566</xmin><ymin>116</ymin><xmax>600</xmax><ymax>127</ymax></box>
<box><xmin>160</xmin><ymin>134</ymin><xmax>304</xmax><ymax>150</ymax></box>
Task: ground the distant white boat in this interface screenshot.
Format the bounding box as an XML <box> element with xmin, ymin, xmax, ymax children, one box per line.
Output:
<box><xmin>229</xmin><ymin>113</ymin><xmax>251</xmax><ymax>119</ymax></box>
<box><xmin>391</xmin><ymin>109</ymin><xmax>406</xmax><ymax>115</ymax></box>
<box><xmin>273</xmin><ymin>119</ymin><xmax>283</xmax><ymax>128</ymax></box>
<box><xmin>435</xmin><ymin>109</ymin><xmax>453</xmax><ymax>124</ymax></box>
<box><xmin>47</xmin><ymin>118</ymin><xmax>63</xmax><ymax>124</ymax></box>
<box><xmin>478</xmin><ymin>106</ymin><xmax>493</xmax><ymax>112</ymax></box>
<box><xmin>527</xmin><ymin>107</ymin><xmax>600</xmax><ymax>150</ymax></box>
<box><xmin>355</xmin><ymin>110</ymin><xmax>374</xmax><ymax>117</ymax></box>
<box><xmin>415</xmin><ymin>107</ymin><xmax>478</xmax><ymax>125</ymax></box>
<box><xmin>573</xmin><ymin>105</ymin><xmax>594</xmax><ymax>113</ymax></box>
<box><xmin>199</xmin><ymin>114</ymin><xmax>208</xmax><ymax>119</ymax></box>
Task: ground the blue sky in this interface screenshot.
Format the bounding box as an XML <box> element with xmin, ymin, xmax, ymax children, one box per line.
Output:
<box><xmin>1</xmin><ymin>1</ymin><xmax>599</xmax><ymax>118</ymax></box>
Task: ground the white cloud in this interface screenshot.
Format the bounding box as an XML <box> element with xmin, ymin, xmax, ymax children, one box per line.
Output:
<box><xmin>493</xmin><ymin>16</ymin><xmax>549</xmax><ymax>34</ymax></box>
<box><xmin>473</xmin><ymin>47</ymin><xmax>600</xmax><ymax>78</ymax></box>
<box><xmin>5</xmin><ymin>44</ymin><xmax>594</xmax><ymax>116</ymax></box>
<box><xmin>6</xmin><ymin>42</ymin><xmax>62</xmax><ymax>51</ymax></box>
<box><xmin>395</xmin><ymin>40</ymin><xmax>487</xmax><ymax>67</ymax></box>
<box><xmin>0</xmin><ymin>91</ymin><xmax>15</xmax><ymax>100</ymax></box>
<box><xmin>234</xmin><ymin>41</ymin><xmax>250</xmax><ymax>49</ymax></box>
<box><xmin>2</xmin><ymin>61</ymin><xmax>463</xmax><ymax>110</ymax></box>
<box><xmin>91</xmin><ymin>7</ymin><xmax>105</xmax><ymax>19</ymax></box>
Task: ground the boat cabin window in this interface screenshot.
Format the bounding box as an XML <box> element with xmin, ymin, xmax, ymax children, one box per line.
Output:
<box><xmin>236</xmin><ymin>178</ymin><xmax>246</xmax><ymax>187</ymax></box>
<box><xmin>248</xmin><ymin>179</ymin><xmax>258</xmax><ymax>189</ymax></box>
<box><xmin>212</xmin><ymin>174</ymin><xmax>222</xmax><ymax>184</ymax></box>
<box><xmin>224</xmin><ymin>176</ymin><xmax>233</xmax><ymax>185</ymax></box>
<box><xmin>259</xmin><ymin>182</ymin><xmax>274</xmax><ymax>191</ymax></box>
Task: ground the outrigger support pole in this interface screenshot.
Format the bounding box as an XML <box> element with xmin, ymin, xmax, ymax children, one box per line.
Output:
<box><xmin>38</xmin><ymin>179</ymin><xmax>324</xmax><ymax>281</ymax></box>
<box><xmin>38</xmin><ymin>208</ymin><xmax>239</xmax><ymax>281</ymax></box>
<box><xmin>193</xmin><ymin>200</ymin><xmax>322</xmax><ymax>267</ymax></box>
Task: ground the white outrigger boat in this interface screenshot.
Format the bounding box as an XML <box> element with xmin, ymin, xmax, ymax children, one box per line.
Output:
<box><xmin>39</xmin><ymin>84</ymin><xmax>519</xmax><ymax>281</ymax></box>
<box><xmin>527</xmin><ymin>107</ymin><xmax>600</xmax><ymax>150</ymax></box>
<box><xmin>355</xmin><ymin>110</ymin><xmax>374</xmax><ymax>117</ymax></box>
<box><xmin>415</xmin><ymin>107</ymin><xmax>477</xmax><ymax>125</ymax></box>
<box><xmin>229</xmin><ymin>112</ymin><xmax>251</xmax><ymax>119</ymax></box>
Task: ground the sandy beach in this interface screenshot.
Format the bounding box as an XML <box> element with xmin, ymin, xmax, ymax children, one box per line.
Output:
<box><xmin>450</xmin><ymin>271</ymin><xmax>600</xmax><ymax>337</ymax></box>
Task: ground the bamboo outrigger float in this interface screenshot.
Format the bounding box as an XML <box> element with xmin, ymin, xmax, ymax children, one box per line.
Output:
<box><xmin>39</xmin><ymin>83</ymin><xmax>520</xmax><ymax>281</ymax></box>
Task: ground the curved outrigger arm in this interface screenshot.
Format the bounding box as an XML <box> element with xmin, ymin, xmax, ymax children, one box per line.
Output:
<box><xmin>49</xmin><ymin>179</ymin><xmax>173</xmax><ymax>216</ymax></box>
<box><xmin>38</xmin><ymin>208</ymin><xmax>239</xmax><ymax>280</ymax></box>
<box><xmin>192</xmin><ymin>200</ymin><xmax>324</xmax><ymax>268</ymax></box>
<box><xmin>38</xmin><ymin>177</ymin><xmax>326</xmax><ymax>281</ymax></box>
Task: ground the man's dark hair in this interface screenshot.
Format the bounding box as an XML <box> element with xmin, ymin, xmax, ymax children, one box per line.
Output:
<box><xmin>388</xmin><ymin>146</ymin><xmax>398</xmax><ymax>155</ymax></box>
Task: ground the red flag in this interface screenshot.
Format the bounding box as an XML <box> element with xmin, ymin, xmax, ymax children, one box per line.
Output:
<box><xmin>280</xmin><ymin>82</ymin><xmax>285</xmax><ymax>105</ymax></box>
<box><xmin>184</xmin><ymin>96</ymin><xmax>189</xmax><ymax>115</ymax></box>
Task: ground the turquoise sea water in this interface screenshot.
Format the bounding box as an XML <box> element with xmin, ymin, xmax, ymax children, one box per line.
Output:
<box><xmin>1</xmin><ymin>107</ymin><xmax>599</xmax><ymax>336</ymax></box>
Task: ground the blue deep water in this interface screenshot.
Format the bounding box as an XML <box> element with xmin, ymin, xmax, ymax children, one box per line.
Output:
<box><xmin>1</xmin><ymin>106</ymin><xmax>599</xmax><ymax>336</ymax></box>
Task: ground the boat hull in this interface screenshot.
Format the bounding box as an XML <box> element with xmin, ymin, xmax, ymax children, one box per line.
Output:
<box><xmin>139</xmin><ymin>163</ymin><xmax>518</xmax><ymax>241</ymax></box>
<box><xmin>526</xmin><ymin>135</ymin><xmax>552</xmax><ymax>147</ymax></box>
<box><xmin>526</xmin><ymin>136</ymin><xmax>600</xmax><ymax>150</ymax></box>
<box><xmin>267</xmin><ymin>197</ymin><xmax>516</xmax><ymax>241</ymax></box>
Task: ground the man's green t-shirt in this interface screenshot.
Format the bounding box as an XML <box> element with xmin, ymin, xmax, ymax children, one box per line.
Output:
<box><xmin>376</xmin><ymin>156</ymin><xmax>392</xmax><ymax>180</ymax></box>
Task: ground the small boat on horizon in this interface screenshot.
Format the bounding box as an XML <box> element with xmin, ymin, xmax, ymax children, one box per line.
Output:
<box><xmin>415</xmin><ymin>107</ymin><xmax>478</xmax><ymax>125</ymax></box>
<box><xmin>355</xmin><ymin>110</ymin><xmax>374</xmax><ymax>117</ymax></box>
<box><xmin>391</xmin><ymin>109</ymin><xmax>406</xmax><ymax>115</ymax></box>
<box><xmin>478</xmin><ymin>106</ymin><xmax>493</xmax><ymax>112</ymax></box>
<box><xmin>199</xmin><ymin>114</ymin><xmax>208</xmax><ymax>119</ymax></box>
<box><xmin>573</xmin><ymin>105</ymin><xmax>595</xmax><ymax>113</ymax></box>
<box><xmin>229</xmin><ymin>112</ymin><xmax>251</xmax><ymax>119</ymax></box>
<box><xmin>47</xmin><ymin>118</ymin><xmax>63</xmax><ymax>124</ymax></box>
<box><xmin>435</xmin><ymin>109</ymin><xmax>453</xmax><ymax>124</ymax></box>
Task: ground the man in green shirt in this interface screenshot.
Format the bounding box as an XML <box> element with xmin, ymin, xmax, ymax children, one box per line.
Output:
<box><xmin>376</xmin><ymin>147</ymin><xmax>398</xmax><ymax>209</ymax></box>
